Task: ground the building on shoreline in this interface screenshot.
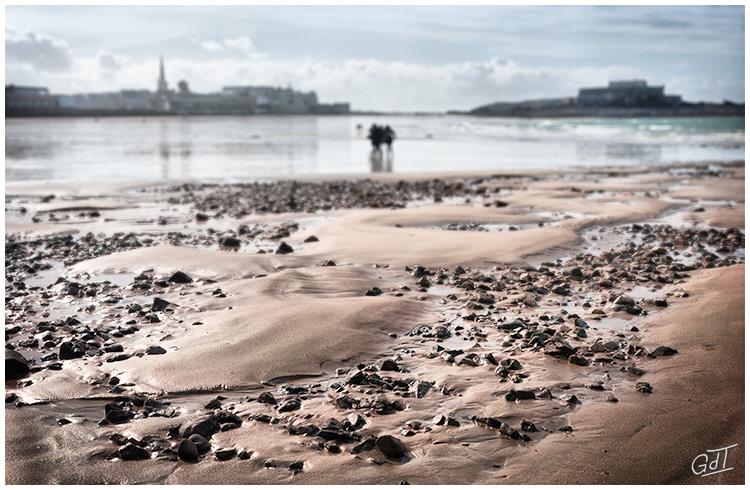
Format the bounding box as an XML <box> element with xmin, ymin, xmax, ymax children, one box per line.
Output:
<box><xmin>467</xmin><ymin>79</ymin><xmax>743</xmax><ymax>118</ymax></box>
<box><xmin>578</xmin><ymin>80</ymin><xmax>682</xmax><ymax>107</ymax></box>
<box><xmin>6</xmin><ymin>56</ymin><xmax>350</xmax><ymax>117</ymax></box>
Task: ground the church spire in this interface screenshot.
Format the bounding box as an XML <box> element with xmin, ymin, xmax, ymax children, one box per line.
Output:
<box><xmin>157</xmin><ymin>55</ymin><xmax>168</xmax><ymax>93</ymax></box>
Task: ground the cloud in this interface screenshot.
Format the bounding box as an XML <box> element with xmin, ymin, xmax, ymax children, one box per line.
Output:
<box><xmin>5</xmin><ymin>27</ymin><xmax>73</xmax><ymax>72</ymax></box>
<box><xmin>98</xmin><ymin>51</ymin><xmax>122</xmax><ymax>71</ymax></box>
<box><xmin>199</xmin><ymin>40</ymin><xmax>223</xmax><ymax>52</ymax></box>
<box><xmin>197</xmin><ymin>36</ymin><xmax>262</xmax><ymax>58</ymax></box>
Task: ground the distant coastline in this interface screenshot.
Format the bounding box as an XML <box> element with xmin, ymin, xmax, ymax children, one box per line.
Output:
<box><xmin>457</xmin><ymin>79</ymin><xmax>744</xmax><ymax>119</ymax></box>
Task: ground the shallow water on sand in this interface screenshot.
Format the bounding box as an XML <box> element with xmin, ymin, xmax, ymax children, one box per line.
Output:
<box><xmin>5</xmin><ymin>115</ymin><xmax>744</xmax><ymax>182</ymax></box>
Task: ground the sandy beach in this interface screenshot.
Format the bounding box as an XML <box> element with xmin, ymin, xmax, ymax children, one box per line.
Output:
<box><xmin>5</xmin><ymin>161</ymin><xmax>744</xmax><ymax>484</ymax></box>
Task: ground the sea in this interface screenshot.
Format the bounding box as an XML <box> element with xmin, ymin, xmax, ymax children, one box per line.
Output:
<box><xmin>5</xmin><ymin>115</ymin><xmax>745</xmax><ymax>182</ymax></box>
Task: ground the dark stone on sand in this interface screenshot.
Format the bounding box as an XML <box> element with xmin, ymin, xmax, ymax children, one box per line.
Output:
<box><xmin>6</xmin><ymin>349</ymin><xmax>29</xmax><ymax>380</ymax></box>
<box><xmin>543</xmin><ymin>340</ymin><xmax>575</xmax><ymax>358</ymax></box>
<box><xmin>152</xmin><ymin>297</ymin><xmax>172</xmax><ymax>312</ymax></box>
<box><xmin>57</xmin><ymin>418</ymin><xmax>72</xmax><ymax>426</ymax></box>
<box><xmin>614</xmin><ymin>295</ymin><xmax>635</xmax><ymax>306</ymax></box>
<box><xmin>635</xmin><ymin>382</ymin><xmax>653</xmax><ymax>393</ymax></box>
<box><xmin>237</xmin><ymin>449</ymin><xmax>252</xmax><ymax>460</ymax></box>
<box><xmin>501</xmin><ymin>358</ymin><xmax>522</xmax><ymax>370</ymax></box>
<box><xmin>558</xmin><ymin>425</ymin><xmax>573</xmax><ymax>433</ymax></box>
<box><xmin>505</xmin><ymin>389</ymin><xmax>536</xmax><ymax>401</ymax></box>
<box><xmin>195</xmin><ymin>212</ymin><xmax>209</xmax><ymax>222</ymax></box>
<box><xmin>417</xmin><ymin>276</ymin><xmax>431</xmax><ymax>288</ymax></box>
<box><xmin>104</xmin><ymin>344</ymin><xmax>124</xmax><ymax>353</ymax></box>
<box><xmin>178</xmin><ymin>438</ymin><xmax>200</xmax><ymax>463</ymax></box>
<box><xmin>59</xmin><ymin>341</ymin><xmax>86</xmax><ymax>360</ymax></box>
<box><xmin>168</xmin><ymin>271</ymin><xmax>193</xmax><ymax>284</ymax></box>
<box><xmin>219</xmin><ymin>236</ymin><xmax>241</xmax><ymax>249</ymax></box>
<box><xmin>520</xmin><ymin>420</ymin><xmax>538</xmax><ymax>432</ymax></box>
<box><xmin>215</xmin><ymin>448</ymin><xmax>237</xmax><ymax>461</ymax></box>
<box><xmin>379</xmin><ymin>359</ymin><xmax>400</xmax><ymax>371</ymax></box>
<box><xmin>412</xmin><ymin>381</ymin><xmax>432</xmax><ymax>399</ymax></box>
<box><xmin>650</xmin><ymin>346</ymin><xmax>678</xmax><ymax>357</ymax></box>
<box><xmin>322</xmin><ymin>259</ymin><xmax>337</xmax><ymax>267</ymax></box>
<box><xmin>257</xmin><ymin>391</ymin><xmax>277</xmax><ymax>405</ymax></box>
<box><xmin>275</xmin><ymin>242</ymin><xmax>294</xmax><ymax>255</ymax></box>
<box><xmin>365</xmin><ymin>287</ymin><xmax>383</xmax><ymax>296</ymax></box>
<box><xmin>352</xmin><ymin>437</ymin><xmax>377</xmax><ymax>454</ymax></box>
<box><xmin>104</xmin><ymin>404</ymin><xmax>133</xmax><ymax>424</ymax></box>
<box><xmin>376</xmin><ymin>435</ymin><xmax>408</xmax><ymax>459</ymax></box>
<box><xmin>204</xmin><ymin>398</ymin><xmax>222</xmax><ymax>410</ymax></box>
<box><xmin>118</xmin><ymin>443</ymin><xmax>150</xmax><ymax>461</ymax></box>
<box><xmin>568</xmin><ymin>355</ymin><xmax>590</xmax><ymax>366</ymax></box>
<box><xmin>565</xmin><ymin>394</ymin><xmax>581</xmax><ymax>405</ymax></box>
<box><xmin>277</xmin><ymin>398</ymin><xmax>301</xmax><ymax>412</ymax></box>
<box><xmin>189</xmin><ymin>434</ymin><xmax>211</xmax><ymax>455</ymax></box>
<box><xmin>289</xmin><ymin>461</ymin><xmax>304</xmax><ymax>473</ymax></box>
<box><xmin>146</xmin><ymin>345</ymin><xmax>167</xmax><ymax>355</ymax></box>
<box><xmin>303</xmin><ymin>235</ymin><xmax>319</xmax><ymax>243</ymax></box>
<box><xmin>180</xmin><ymin>416</ymin><xmax>219</xmax><ymax>439</ymax></box>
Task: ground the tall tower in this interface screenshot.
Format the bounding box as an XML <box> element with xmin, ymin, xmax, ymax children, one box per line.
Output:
<box><xmin>157</xmin><ymin>55</ymin><xmax>168</xmax><ymax>94</ymax></box>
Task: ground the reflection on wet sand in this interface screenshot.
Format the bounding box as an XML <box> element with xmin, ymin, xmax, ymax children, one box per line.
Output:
<box><xmin>369</xmin><ymin>148</ymin><xmax>394</xmax><ymax>173</ymax></box>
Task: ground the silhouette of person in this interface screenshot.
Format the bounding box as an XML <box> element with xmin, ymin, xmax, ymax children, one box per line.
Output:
<box><xmin>368</xmin><ymin>124</ymin><xmax>383</xmax><ymax>151</ymax></box>
<box><xmin>382</xmin><ymin>125</ymin><xmax>396</xmax><ymax>151</ymax></box>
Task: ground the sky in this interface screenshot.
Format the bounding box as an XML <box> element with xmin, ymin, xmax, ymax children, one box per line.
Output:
<box><xmin>5</xmin><ymin>5</ymin><xmax>745</xmax><ymax>111</ymax></box>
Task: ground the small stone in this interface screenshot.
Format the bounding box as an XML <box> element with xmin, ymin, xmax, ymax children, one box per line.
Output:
<box><xmin>219</xmin><ymin>236</ymin><xmax>241</xmax><ymax>249</ymax></box>
<box><xmin>650</xmin><ymin>346</ymin><xmax>678</xmax><ymax>357</ymax></box>
<box><xmin>215</xmin><ymin>448</ymin><xmax>237</xmax><ymax>461</ymax></box>
<box><xmin>277</xmin><ymin>398</ymin><xmax>301</xmax><ymax>412</ymax></box>
<box><xmin>568</xmin><ymin>355</ymin><xmax>590</xmax><ymax>366</ymax></box>
<box><xmin>375</xmin><ymin>435</ymin><xmax>407</xmax><ymax>459</ymax></box>
<box><xmin>118</xmin><ymin>443</ymin><xmax>150</xmax><ymax>461</ymax></box>
<box><xmin>204</xmin><ymin>398</ymin><xmax>222</xmax><ymax>410</ymax></box>
<box><xmin>635</xmin><ymin>382</ymin><xmax>653</xmax><ymax>393</ymax></box>
<box><xmin>188</xmin><ymin>434</ymin><xmax>211</xmax><ymax>455</ymax></box>
<box><xmin>558</xmin><ymin>425</ymin><xmax>573</xmax><ymax>433</ymax></box>
<box><xmin>146</xmin><ymin>345</ymin><xmax>167</xmax><ymax>355</ymax></box>
<box><xmin>168</xmin><ymin>271</ymin><xmax>193</xmax><ymax>284</ymax></box>
<box><xmin>303</xmin><ymin>236</ymin><xmax>319</xmax><ymax>243</ymax></box>
<box><xmin>5</xmin><ymin>349</ymin><xmax>29</xmax><ymax>380</ymax></box>
<box><xmin>152</xmin><ymin>297</ymin><xmax>172</xmax><ymax>312</ymax></box>
<box><xmin>59</xmin><ymin>341</ymin><xmax>86</xmax><ymax>360</ymax></box>
<box><xmin>364</xmin><ymin>287</ymin><xmax>383</xmax><ymax>296</ymax></box>
<box><xmin>505</xmin><ymin>389</ymin><xmax>536</xmax><ymax>401</ymax></box>
<box><xmin>257</xmin><ymin>392</ymin><xmax>277</xmax><ymax>405</ymax></box>
<box><xmin>178</xmin><ymin>439</ymin><xmax>200</xmax><ymax>463</ymax></box>
<box><xmin>275</xmin><ymin>242</ymin><xmax>294</xmax><ymax>255</ymax></box>
<box><xmin>412</xmin><ymin>381</ymin><xmax>432</xmax><ymax>399</ymax></box>
<box><xmin>379</xmin><ymin>359</ymin><xmax>400</xmax><ymax>371</ymax></box>
<box><xmin>614</xmin><ymin>295</ymin><xmax>635</xmax><ymax>306</ymax></box>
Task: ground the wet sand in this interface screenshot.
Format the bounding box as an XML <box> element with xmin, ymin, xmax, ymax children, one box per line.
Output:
<box><xmin>5</xmin><ymin>162</ymin><xmax>745</xmax><ymax>484</ymax></box>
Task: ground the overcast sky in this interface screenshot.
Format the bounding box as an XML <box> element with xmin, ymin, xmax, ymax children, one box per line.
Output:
<box><xmin>5</xmin><ymin>5</ymin><xmax>745</xmax><ymax>111</ymax></box>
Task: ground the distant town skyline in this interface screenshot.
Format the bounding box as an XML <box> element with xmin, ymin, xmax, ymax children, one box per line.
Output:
<box><xmin>6</xmin><ymin>5</ymin><xmax>745</xmax><ymax>111</ymax></box>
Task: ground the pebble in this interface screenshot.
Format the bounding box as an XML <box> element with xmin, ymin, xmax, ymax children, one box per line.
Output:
<box><xmin>375</xmin><ymin>435</ymin><xmax>408</xmax><ymax>459</ymax></box>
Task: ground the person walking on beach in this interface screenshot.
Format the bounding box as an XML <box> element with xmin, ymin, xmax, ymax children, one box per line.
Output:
<box><xmin>382</xmin><ymin>125</ymin><xmax>396</xmax><ymax>151</ymax></box>
<box><xmin>368</xmin><ymin>124</ymin><xmax>383</xmax><ymax>151</ymax></box>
